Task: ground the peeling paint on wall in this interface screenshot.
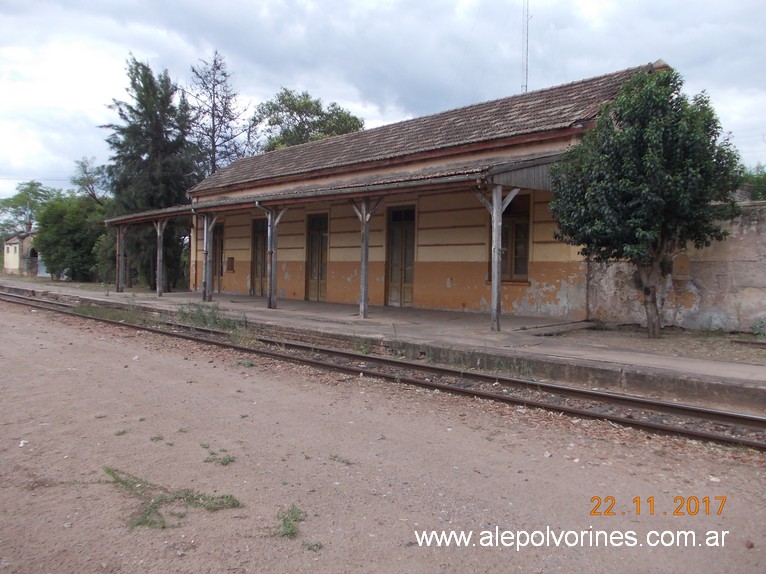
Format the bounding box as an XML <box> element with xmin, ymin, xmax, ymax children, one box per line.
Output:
<box><xmin>589</xmin><ymin>204</ymin><xmax>766</xmax><ymax>332</ymax></box>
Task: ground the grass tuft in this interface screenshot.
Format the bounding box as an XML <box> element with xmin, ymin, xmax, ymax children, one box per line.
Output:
<box><xmin>274</xmin><ymin>504</ymin><xmax>307</xmax><ymax>538</ymax></box>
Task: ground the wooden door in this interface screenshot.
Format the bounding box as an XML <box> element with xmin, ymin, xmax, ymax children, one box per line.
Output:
<box><xmin>386</xmin><ymin>207</ymin><xmax>415</xmax><ymax>307</ymax></box>
<box><xmin>306</xmin><ymin>213</ymin><xmax>328</xmax><ymax>301</ymax></box>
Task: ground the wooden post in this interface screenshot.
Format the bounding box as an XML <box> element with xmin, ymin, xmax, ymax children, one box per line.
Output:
<box><xmin>265</xmin><ymin>209</ymin><xmax>275</xmax><ymax>309</ymax></box>
<box><xmin>350</xmin><ymin>197</ymin><xmax>382</xmax><ymax>318</ymax></box>
<box><xmin>259</xmin><ymin>205</ymin><xmax>286</xmax><ymax>309</ymax></box>
<box><xmin>201</xmin><ymin>214</ymin><xmax>217</xmax><ymax>302</ymax></box>
<box><xmin>202</xmin><ymin>214</ymin><xmax>209</xmax><ymax>301</ymax></box>
<box><xmin>490</xmin><ymin>184</ymin><xmax>503</xmax><ymax>331</ymax></box>
<box><xmin>115</xmin><ymin>225</ymin><xmax>121</xmax><ymax>293</ymax></box>
<box><xmin>153</xmin><ymin>220</ymin><xmax>168</xmax><ymax>296</ymax></box>
<box><xmin>115</xmin><ymin>225</ymin><xmax>125</xmax><ymax>293</ymax></box>
<box><xmin>475</xmin><ymin>185</ymin><xmax>520</xmax><ymax>331</ymax></box>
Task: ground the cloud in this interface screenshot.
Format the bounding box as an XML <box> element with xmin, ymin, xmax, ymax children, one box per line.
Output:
<box><xmin>1</xmin><ymin>0</ymin><xmax>765</xmax><ymax>198</ymax></box>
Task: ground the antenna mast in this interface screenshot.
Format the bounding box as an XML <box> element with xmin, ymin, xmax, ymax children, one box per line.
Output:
<box><xmin>522</xmin><ymin>0</ymin><xmax>530</xmax><ymax>93</ymax></box>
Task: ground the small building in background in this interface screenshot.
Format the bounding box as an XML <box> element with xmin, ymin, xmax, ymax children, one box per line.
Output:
<box><xmin>2</xmin><ymin>232</ymin><xmax>47</xmax><ymax>277</ymax></box>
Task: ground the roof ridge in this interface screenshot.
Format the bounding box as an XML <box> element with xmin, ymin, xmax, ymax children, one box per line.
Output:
<box><xmin>190</xmin><ymin>61</ymin><xmax>665</xmax><ymax>195</ymax></box>
<box><xmin>257</xmin><ymin>61</ymin><xmax>659</xmax><ymax>153</ymax></box>
<box><xmin>388</xmin><ymin>61</ymin><xmax>660</xmax><ymax>123</ymax></box>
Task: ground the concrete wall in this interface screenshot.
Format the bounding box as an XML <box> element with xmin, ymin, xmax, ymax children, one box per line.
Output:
<box><xmin>588</xmin><ymin>202</ymin><xmax>766</xmax><ymax>332</ymax></box>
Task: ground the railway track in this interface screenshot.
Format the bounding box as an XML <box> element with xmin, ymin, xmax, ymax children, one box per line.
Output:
<box><xmin>1</xmin><ymin>290</ymin><xmax>764</xmax><ymax>451</ymax></box>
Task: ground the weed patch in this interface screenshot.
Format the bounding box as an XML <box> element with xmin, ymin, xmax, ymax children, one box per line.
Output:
<box><xmin>274</xmin><ymin>504</ymin><xmax>306</xmax><ymax>538</ymax></box>
<box><xmin>103</xmin><ymin>467</ymin><xmax>240</xmax><ymax>529</ymax></box>
<box><xmin>329</xmin><ymin>454</ymin><xmax>355</xmax><ymax>466</ymax></box>
<box><xmin>204</xmin><ymin>447</ymin><xmax>236</xmax><ymax>466</ymax></box>
<box><xmin>176</xmin><ymin>303</ymin><xmax>246</xmax><ymax>331</ymax></box>
<box><xmin>72</xmin><ymin>304</ymin><xmax>162</xmax><ymax>327</ymax></box>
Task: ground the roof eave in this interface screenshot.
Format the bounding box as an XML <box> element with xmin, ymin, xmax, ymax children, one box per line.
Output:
<box><xmin>187</xmin><ymin>125</ymin><xmax>585</xmax><ymax>199</ymax></box>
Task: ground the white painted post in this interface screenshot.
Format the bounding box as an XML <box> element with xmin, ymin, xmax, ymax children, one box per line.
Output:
<box><xmin>201</xmin><ymin>214</ymin><xmax>217</xmax><ymax>302</ymax></box>
<box><xmin>475</xmin><ymin>185</ymin><xmax>520</xmax><ymax>331</ymax></box>
<box><xmin>262</xmin><ymin>206</ymin><xmax>286</xmax><ymax>309</ymax></box>
<box><xmin>202</xmin><ymin>214</ymin><xmax>209</xmax><ymax>301</ymax></box>
<box><xmin>490</xmin><ymin>184</ymin><xmax>503</xmax><ymax>331</ymax></box>
<box><xmin>350</xmin><ymin>197</ymin><xmax>382</xmax><ymax>319</ymax></box>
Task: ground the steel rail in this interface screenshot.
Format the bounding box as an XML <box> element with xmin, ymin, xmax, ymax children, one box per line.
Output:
<box><xmin>1</xmin><ymin>291</ymin><xmax>764</xmax><ymax>450</ymax></box>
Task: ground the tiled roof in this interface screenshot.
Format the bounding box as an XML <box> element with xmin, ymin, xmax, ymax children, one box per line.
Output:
<box><xmin>190</xmin><ymin>61</ymin><xmax>664</xmax><ymax>195</ymax></box>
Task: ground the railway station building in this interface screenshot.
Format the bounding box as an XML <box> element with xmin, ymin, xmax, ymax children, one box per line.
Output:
<box><xmin>105</xmin><ymin>60</ymin><xmax>765</xmax><ymax>332</ymax></box>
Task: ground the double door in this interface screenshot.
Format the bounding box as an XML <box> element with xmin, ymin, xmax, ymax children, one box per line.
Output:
<box><xmin>386</xmin><ymin>207</ymin><xmax>415</xmax><ymax>307</ymax></box>
<box><xmin>306</xmin><ymin>213</ymin><xmax>328</xmax><ymax>301</ymax></box>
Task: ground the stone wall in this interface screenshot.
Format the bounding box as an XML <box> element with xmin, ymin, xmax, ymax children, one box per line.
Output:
<box><xmin>588</xmin><ymin>202</ymin><xmax>766</xmax><ymax>332</ymax></box>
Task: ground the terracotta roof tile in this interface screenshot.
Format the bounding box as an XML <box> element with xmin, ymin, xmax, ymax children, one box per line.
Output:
<box><xmin>190</xmin><ymin>62</ymin><xmax>662</xmax><ymax>195</ymax></box>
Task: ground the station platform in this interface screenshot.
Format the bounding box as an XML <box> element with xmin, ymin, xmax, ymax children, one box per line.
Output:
<box><xmin>1</xmin><ymin>276</ymin><xmax>764</xmax><ymax>415</ymax></box>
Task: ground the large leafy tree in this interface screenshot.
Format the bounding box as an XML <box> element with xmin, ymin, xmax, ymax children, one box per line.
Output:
<box><xmin>550</xmin><ymin>68</ymin><xmax>743</xmax><ymax>338</ymax></box>
<box><xmin>252</xmin><ymin>87</ymin><xmax>364</xmax><ymax>152</ymax></box>
<box><xmin>35</xmin><ymin>192</ymin><xmax>105</xmax><ymax>281</ymax></box>
<box><xmin>0</xmin><ymin>180</ymin><xmax>58</xmax><ymax>238</ymax></box>
<box><xmin>104</xmin><ymin>56</ymin><xmax>200</xmax><ymax>290</ymax></box>
<box><xmin>187</xmin><ymin>50</ymin><xmax>253</xmax><ymax>176</ymax></box>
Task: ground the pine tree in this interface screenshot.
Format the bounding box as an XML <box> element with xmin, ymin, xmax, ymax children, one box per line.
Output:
<box><xmin>188</xmin><ymin>50</ymin><xmax>253</xmax><ymax>176</ymax></box>
<box><xmin>104</xmin><ymin>56</ymin><xmax>201</xmax><ymax>290</ymax></box>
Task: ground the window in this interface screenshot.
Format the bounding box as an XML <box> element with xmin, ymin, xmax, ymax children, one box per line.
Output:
<box><xmin>501</xmin><ymin>195</ymin><xmax>530</xmax><ymax>281</ymax></box>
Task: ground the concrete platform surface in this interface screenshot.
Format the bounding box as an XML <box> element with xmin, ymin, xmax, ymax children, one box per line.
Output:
<box><xmin>1</xmin><ymin>277</ymin><xmax>764</xmax><ymax>414</ymax></box>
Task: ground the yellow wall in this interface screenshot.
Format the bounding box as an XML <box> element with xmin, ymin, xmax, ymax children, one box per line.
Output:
<box><xmin>190</xmin><ymin>186</ymin><xmax>585</xmax><ymax>319</ymax></box>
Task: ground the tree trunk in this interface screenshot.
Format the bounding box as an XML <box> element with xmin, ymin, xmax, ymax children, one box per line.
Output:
<box><xmin>638</xmin><ymin>264</ymin><xmax>662</xmax><ymax>339</ymax></box>
<box><xmin>643</xmin><ymin>283</ymin><xmax>662</xmax><ymax>338</ymax></box>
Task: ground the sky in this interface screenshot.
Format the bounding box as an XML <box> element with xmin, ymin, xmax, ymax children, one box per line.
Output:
<box><xmin>1</xmin><ymin>0</ymin><xmax>765</xmax><ymax>199</ymax></box>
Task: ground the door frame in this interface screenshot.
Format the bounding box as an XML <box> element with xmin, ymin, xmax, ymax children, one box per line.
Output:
<box><xmin>305</xmin><ymin>212</ymin><xmax>329</xmax><ymax>302</ymax></box>
<box><xmin>385</xmin><ymin>205</ymin><xmax>416</xmax><ymax>307</ymax></box>
<box><xmin>251</xmin><ymin>218</ymin><xmax>268</xmax><ymax>296</ymax></box>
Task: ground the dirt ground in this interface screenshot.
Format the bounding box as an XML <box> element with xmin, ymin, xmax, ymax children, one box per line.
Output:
<box><xmin>1</xmin><ymin>301</ymin><xmax>764</xmax><ymax>573</ymax></box>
